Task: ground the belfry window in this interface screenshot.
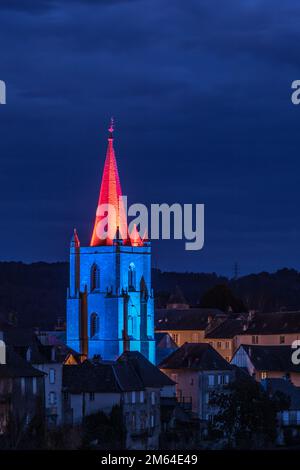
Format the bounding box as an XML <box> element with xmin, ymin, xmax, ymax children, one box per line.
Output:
<box><xmin>91</xmin><ymin>264</ymin><xmax>100</xmax><ymax>291</ymax></box>
<box><xmin>90</xmin><ymin>313</ymin><xmax>99</xmax><ymax>338</ymax></box>
<box><xmin>128</xmin><ymin>263</ymin><xmax>136</xmax><ymax>291</ymax></box>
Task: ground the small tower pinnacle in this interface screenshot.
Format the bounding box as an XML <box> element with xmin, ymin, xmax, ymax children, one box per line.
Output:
<box><xmin>71</xmin><ymin>227</ymin><xmax>80</xmax><ymax>248</ymax></box>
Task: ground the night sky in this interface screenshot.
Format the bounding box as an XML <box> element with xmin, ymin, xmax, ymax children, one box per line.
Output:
<box><xmin>1</xmin><ymin>0</ymin><xmax>300</xmax><ymax>276</ymax></box>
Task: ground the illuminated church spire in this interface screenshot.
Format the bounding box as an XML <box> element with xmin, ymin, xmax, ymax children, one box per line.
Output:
<box><xmin>67</xmin><ymin>120</ymin><xmax>154</xmax><ymax>364</ymax></box>
<box><xmin>90</xmin><ymin>118</ymin><xmax>128</xmax><ymax>246</ymax></box>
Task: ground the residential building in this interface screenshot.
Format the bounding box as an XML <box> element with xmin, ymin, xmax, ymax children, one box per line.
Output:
<box><xmin>235</xmin><ymin>312</ymin><xmax>300</xmax><ymax>349</ymax></box>
<box><xmin>155</xmin><ymin>308</ymin><xmax>226</xmax><ymax>347</ymax></box>
<box><xmin>204</xmin><ymin>318</ymin><xmax>245</xmax><ymax>362</ymax></box>
<box><xmin>231</xmin><ymin>344</ymin><xmax>300</xmax><ymax>386</ymax></box>
<box><xmin>62</xmin><ymin>351</ymin><xmax>175</xmax><ymax>449</ymax></box>
<box><xmin>155</xmin><ymin>332</ymin><xmax>178</xmax><ymax>365</ymax></box>
<box><xmin>116</xmin><ymin>351</ymin><xmax>175</xmax><ymax>449</ymax></box>
<box><xmin>159</xmin><ymin>342</ymin><xmax>235</xmax><ymax>422</ymax></box>
<box><xmin>0</xmin><ymin>346</ymin><xmax>45</xmax><ymax>448</ymax></box>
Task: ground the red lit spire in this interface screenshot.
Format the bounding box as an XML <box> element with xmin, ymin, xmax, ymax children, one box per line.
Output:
<box><xmin>90</xmin><ymin>119</ymin><xmax>128</xmax><ymax>246</ymax></box>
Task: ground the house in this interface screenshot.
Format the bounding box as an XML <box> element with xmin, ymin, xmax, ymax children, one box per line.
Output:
<box><xmin>2</xmin><ymin>326</ymin><xmax>82</xmax><ymax>428</ymax></box>
<box><xmin>62</xmin><ymin>360</ymin><xmax>121</xmax><ymax>426</ymax></box>
<box><xmin>0</xmin><ymin>346</ymin><xmax>45</xmax><ymax>449</ymax></box>
<box><xmin>231</xmin><ymin>344</ymin><xmax>300</xmax><ymax>386</ymax></box>
<box><xmin>155</xmin><ymin>308</ymin><xmax>227</xmax><ymax>347</ymax></box>
<box><xmin>204</xmin><ymin>318</ymin><xmax>245</xmax><ymax>362</ymax></box>
<box><xmin>155</xmin><ymin>332</ymin><xmax>177</xmax><ymax>365</ymax></box>
<box><xmin>115</xmin><ymin>351</ymin><xmax>175</xmax><ymax>449</ymax></box>
<box><xmin>27</xmin><ymin>344</ymin><xmax>64</xmax><ymax>428</ymax></box>
<box><xmin>159</xmin><ymin>342</ymin><xmax>235</xmax><ymax>422</ymax></box>
<box><xmin>62</xmin><ymin>351</ymin><xmax>175</xmax><ymax>449</ymax></box>
<box><xmin>261</xmin><ymin>377</ymin><xmax>300</xmax><ymax>445</ymax></box>
<box><xmin>235</xmin><ymin>311</ymin><xmax>300</xmax><ymax>349</ymax></box>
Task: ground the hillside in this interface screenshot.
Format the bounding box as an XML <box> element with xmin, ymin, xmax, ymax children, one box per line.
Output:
<box><xmin>0</xmin><ymin>263</ymin><xmax>299</xmax><ymax>328</ymax></box>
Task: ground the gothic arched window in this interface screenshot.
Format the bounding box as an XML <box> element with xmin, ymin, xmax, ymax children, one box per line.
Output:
<box><xmin>128</xmin><ymin>263</ymin><xmax>136</xmax><ymax>291</ymax></box>
<box><xmin>90</xmin><ymin>313</ymin><xmax>99</xmax><ymax>338</ymax></box>
<box><xmin>91</xmin><ymin>263</ymin><xmax>100</xmax><ymax>291</ymax></box>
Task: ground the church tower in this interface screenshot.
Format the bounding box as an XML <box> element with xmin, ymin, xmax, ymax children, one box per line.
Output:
<box><xmin>66</xmin><ymin>121</ymin><xmax>155</xmax><ymax>363</ymax></box>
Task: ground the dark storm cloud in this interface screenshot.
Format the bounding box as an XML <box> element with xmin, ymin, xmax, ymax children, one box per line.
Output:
<box><xmin>1</xmin><ymin>0</ymin><xmax>300</xmax><ymax>273</ymax></box>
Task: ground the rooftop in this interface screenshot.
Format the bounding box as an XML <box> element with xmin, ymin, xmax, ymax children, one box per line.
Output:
<box><xmin>205</xmin><ymin>318</ymin><xmax>245</xmax><ymax>339</ymax></box>
<box><xmin>240</xmin><ymin>344</ymin><xmax>300</xmax><ymax>373</ymax></box>
<box><xmin>0</xmin><ymin>346</ymin><xmax>45</xmax><ymax>379</ymax></box>
<box><xmin>159</xmin><ymin>342</ymin><xmax>233</xmax><ymax>371</ymax></box>
<box><xmin>155</xmin><ymin>308</ymin><xmax>226</xmax><ymax>331</ymax></box>
<box><xmin>242</xmin><ymin>311</ymin><xmax>300</xmax><ymax>335</ymax></box>
<box><xmin>117</xmin><ymin>351</ymin><xmax>175</xmax><ymax>388</ymax></box>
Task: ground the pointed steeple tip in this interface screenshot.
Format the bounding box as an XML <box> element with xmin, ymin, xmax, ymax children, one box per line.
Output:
<box><xmin>108</xmin><ymin>117</ymin><xmax>114</xmax><ymax>140</ymax></box>
<box><xmin>71</xmin><ymin>228</ymin><xmax>80</xmax><ymax>248</ymax></box>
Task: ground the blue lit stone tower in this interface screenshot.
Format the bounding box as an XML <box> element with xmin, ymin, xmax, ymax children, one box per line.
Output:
<box><xmin>66</xmin><ymin>121</ymin><xmax>155</xmax><ymax>363</ymax></box>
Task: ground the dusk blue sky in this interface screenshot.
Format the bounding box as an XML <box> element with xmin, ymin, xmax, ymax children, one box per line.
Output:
<box><xmin>1</xmin><ymin>0</ymin><xmax>300</xmax><ymax>276</ymax></box>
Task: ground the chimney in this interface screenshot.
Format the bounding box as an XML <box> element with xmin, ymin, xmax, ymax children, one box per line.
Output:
<box><xmin>248</xmin><ymin>310</ymin><xmax>255</xmax><ymax>321</ymax></box>
<box><xmin>93</xmin><ymin>354</ymin><xmax>101</xmax><ymax>364</ymax></box>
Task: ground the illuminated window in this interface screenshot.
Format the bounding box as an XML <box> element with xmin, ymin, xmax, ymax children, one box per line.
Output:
<box><xmin>218</xmin><ymin>375</ymin><xmax>226</xmax><ymax>385</ymax></box>
<box><xmin>261</xmin><ymin>371</ymin><xmax>267</xmax><ymax>380</ymax></box>
<box><xmin>90</xmin><ymin>313</ymin><xmax>99</xmax><ymax>338</ymax></box>
<box><xmin>90</xmin><ymin>264</ymin><xmax>100</xmax><ymax>291</ymax></box>
<box><xmin>252</xmin><ymin>336</ymin><xmax>259</xmax><ymax>344</ymax></box>
<box><xmin>128</xmin><ymin>263</ymin><xmax>136</xmax><ymax>290</ymax></box>
<box><xmin>172</xmin><ymin>333</ymin><xmax>179</xmax><ymax>344</ymax></box>
<box><xmin>131</xmin><ymin>391</ymin><xmax>136</xmax><ymax>404</ymax></box>
<box><xmin>208</xmin><ymin>375</ymin><xmax>214</xmax><ymax>387</ymax></box>
<box><xmin>282</xmin><ymin>411</ymin><xmax>289</xmax><ymax>425</ymax></box>
<box><xmin>217</xmin><ymin>341</ymin><xmax>222</xmax><ymax>349</ymax></box>
<box><xmin>151</xmin><ymin>391</ymin><xmax>156</xmax><ymax>405</ymax></box>
<box><xmin>140</xmin><ymin>391</ymin><xmax>145</xmax><ymax>403</ymax></box>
